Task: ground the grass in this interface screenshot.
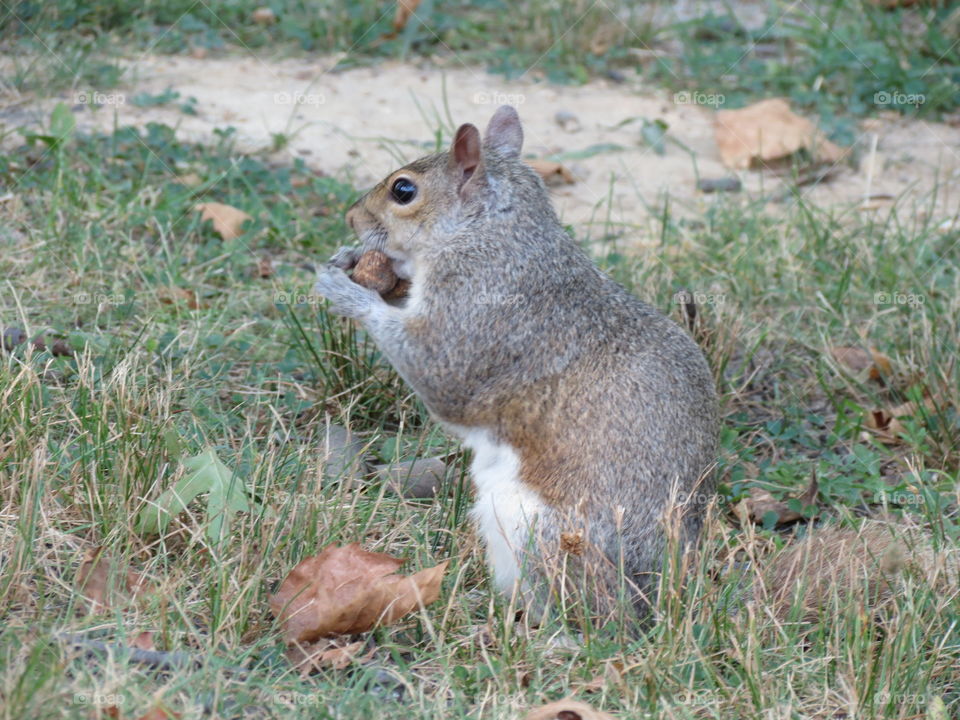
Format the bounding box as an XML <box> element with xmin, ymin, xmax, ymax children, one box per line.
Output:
<box><xmin>1</xmin><ymin>4</ymin><xmax>959</xmax><ymax>719</ymax></box>
<box><xmin>0</xmin><ymin>103</ymin><xmax>957</xmax><ymax>718</ymax></box>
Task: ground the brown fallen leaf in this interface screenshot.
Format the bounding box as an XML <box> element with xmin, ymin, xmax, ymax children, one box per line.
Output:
<box><xmin>578</xmin><ymin>661</ymin><xmax>624</xmax><ymax>693</ymax></box>
<box><xmin>715</xmin><ymin>98</ymin><xmax>848</xmax><ymax>170</ymax></box>
<box><xmin>393</xmin><ymin>0</ymin><xmax>421</xmax><ymax>32</ymax></box>
<box><xmin>269</xmin><ymin>543</ymin><xmax>448</xmax><ymax>643</ymax></box>
<box><xmin>157</xmin><ymin>286</ymin><xmax>202</xmax><ymax>310</ymax></box>
<box><xmin>76</xmin><ymin>547</ymin><xmax>151</xmax><ymax>613</ymax></box>
<box><xmin>829</xmin><ymin>345</ymin><xmax>892</xmax><ymax>382</ymax></box>
<box><xmin>131</xmin><ymin>631</ymin><xmax>156</xmax><ymax>651</ymax></box>
<box><xmin>560</xmin><ymin>530</ymin><xmax>585</xmax><ymax>556</ymax></box>
<box><xmin>174</xmin><ymin>173</ymin><xmax>203</xmax><ymax>187</ymax></box>
<box><xmin>256</xmin><ymin>256</ymin><xmax>274</xmax><ymax>279</ymax></box>
<box><xmin>195</xmin><ymin>202</ymin><xmax>252</xmax><ymax>241</ymax></box>
<box><xmin>285</xmin><ymin>639</ymin><xmax>369</xmax><ymax>675</ymax></box>
<box><xmin>523</xmin><ymin>699</ymin><xmax>617</xmax><ymax>720</ymax></box>
<box><xmin>251</xmin><ymin>7</ymin><xmax>277</xmax><ymax>25</ymax></box>
<box><xmin>136</xmin><ymin>707</ymin><xmax>180</xmax><ymax>720</ymax></box>
<box><xmin>865</xmin><ymin>395</ymin><xmax>939</xmax><ymax>444</ymax></box>
<box><xmin>739</xmin><ymin>473</ymin><xmax>819</xmax><ymax>526</ymax></box>
<box><xmin>527</xmin><ymin>159</ymin><xmax>576</xmax><ymax>186</ymax></box>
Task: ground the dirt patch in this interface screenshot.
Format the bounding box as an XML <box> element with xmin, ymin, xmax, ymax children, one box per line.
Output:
<box><xmin>9</xmin><ymin>54</ymin><xmax>960</xmax><ymax>241</ymax></box>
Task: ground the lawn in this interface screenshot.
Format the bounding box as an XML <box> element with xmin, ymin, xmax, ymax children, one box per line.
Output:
<box><xmin>1</xmin><ymin>2</ymin><xmax>959</xmax><ymax>719</ymax></box>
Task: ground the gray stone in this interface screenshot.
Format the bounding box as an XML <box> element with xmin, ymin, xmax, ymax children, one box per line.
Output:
<box><xmin>320</xmin><ymin>424</ymin><xmax>369</xmax><ymax>483</ymax></box>
<box><xmin>374</xmin><ymin>456</ymin><xmax>449</xmax><ymax>498</ymax></box>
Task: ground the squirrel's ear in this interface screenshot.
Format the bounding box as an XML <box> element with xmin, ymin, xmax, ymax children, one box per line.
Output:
<box><xmin>450</xmin><ymin>123</ymin><xmax>482</xmax><ymax>189</ymax></box>
<box><xmin>484</xmin><ymin>105</ymin><xmax>523</xmax><ymax>157</ymax></box>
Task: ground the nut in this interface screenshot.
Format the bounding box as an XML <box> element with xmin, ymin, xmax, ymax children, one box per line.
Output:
<box><xmin>351</xmin><ymin>250</ymin><xmax>409</xmax><ymax>299</ymax></box>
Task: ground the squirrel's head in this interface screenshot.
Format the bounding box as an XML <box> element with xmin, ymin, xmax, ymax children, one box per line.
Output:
<box><xmin>345</xmin><ymin>106</ymin><xmax>542</xmax><ymax>272</ymax></box>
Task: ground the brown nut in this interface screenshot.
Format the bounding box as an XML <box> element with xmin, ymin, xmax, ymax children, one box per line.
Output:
<box><xmin>351</xmin><ymin>250</ymin><xmax>410</xmax><ymax>299</ymax></box>
<box><xmin>351</xmin><ymin>250</ymin><xmax>398</xmax><ymax>295</ymax></box>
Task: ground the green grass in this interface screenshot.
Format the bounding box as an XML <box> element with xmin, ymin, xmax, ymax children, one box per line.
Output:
<box><xmin>0</xmin><ymin>97</ymin><xmax>958</xmax><ymax>718</ymax></box>
<box><xmin>2</xmin><ymin>3</ymin><xmax>960</xmax><ymax>716</ymax></box>
<box><xmin>4</xmin><ymin>0</ymin><xmax>958</xmax><ymax>126</ymax></box>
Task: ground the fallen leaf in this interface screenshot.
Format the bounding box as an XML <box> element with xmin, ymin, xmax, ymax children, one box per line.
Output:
<box><xmin>739</xmin><ymin>473</ymin><xmax>819</xmax><ymax>527</ymax></box>
<box><xmin>829</xmin><ymin>345</ymin><xmax>892</xmax><ymax>381</ymax></box>
<box><xmin>285</xmin><ymin>639</ymin><xmax>369</xmax><ymax>675</ymax></box>
<box><xmin>578</xmin><ymin>661</ymin><xmax>624</xmax><ymax>693</ymax></box>
<box><xmin>195</xmin><ymin>202</ymin><xmax>252</xmax><ymax>240</ymax></box>
<box><xmin>131</xmin><ymin>631</ymin><xmax>156</xmax><ymax>651</ymax></box>
<box><xmin>393</xmin><ymin>0</ymin><xmax>421</xmax><ymax>31</ymax></box>
<box><xmin>157</xmin><ymin>286</ymin><xmax>202</xmax><ymax>310</ymax></box>
<box><xmin>76</xmin><ymin>547</ymin><xmax>150</xmax><ymax>613</ymax></box>
<box><xmin>560</xmin><ymin>530</ymin><xmax>585</xmax><ymax>556</ymax></box>
<box><xmin>255</xmin><ymin>256</ymin><xmax>274</xmax><ymax>279</ymax></box>
<box><xmin>523</xmin><ymin>699</ymin><xmax>617</xmax><ymax>720</ymax></box>
<box><xmin>865</xmin><ymin>395</ymin><xmax>939</xmax><ymax>444</ymax></box>
<box><xmin>715</xmin><ymin>98</ymin><xmax>847</xmax><ymax>170</ymax></box>
<box><xmin>175</xmin><ymin>173</ymin><xmax>203</xmax><ymax>187</ymax></box>
<box><xmin>136</xmin><ymin>708</ymin><xmax>180</xmax><ymax>720</ymax></box>
<box><xmin>269</xmin><ymin>543</ymin><xmax>448</xmax><ymax>642</ymax></box>
<box><xmin>136</xmin><ymin>447</ymin><xmax>257</xmax><ymax>543</ymax></box>
<box><xmin>251</xmin><ymin>7</ymin><xmax>277</xmax><ymax>24</ymax></box>
<box><xmin>527</xmin><ymin>159</ymin><xmax>576</xmax><ymax>186</ymax></box>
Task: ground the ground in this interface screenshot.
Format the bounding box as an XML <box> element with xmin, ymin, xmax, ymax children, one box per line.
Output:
<box><xmin>0</xmin><ymin>2</ymin><xmax>959</xmax><ymax>719</ymax></box>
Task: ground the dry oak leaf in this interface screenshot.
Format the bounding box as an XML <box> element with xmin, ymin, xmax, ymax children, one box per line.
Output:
<box><xmin>157</xmin><ymin>286</ymin><xmax>202</xmax><ymax>310</ymax></box>
<box><xmin>285</xmin><ymin>639</ymin><xmax>369</xmax><ymax>676</ymax></box>
<box><xmin>269</xmin><ymin>543</ymin><xmax>448</xmax><ymax>643</ymax></box>
<box><xmin>136</xmin><ymin>708</ymin><xmax>181</xmax><ymax>720</ymax></box>
<box><xmin>76</xmin><ymin>547</ymin><xmax>151</xmax><ymax>613</ymax></box>
<box><xmin>865</xmin><ymin>395</ymin><xmax>940</xmax><ymax>445</ymax></box>
<box><xmin>527</xmin><ymin>159</ymin><xmax>576</xmax><ymax>186</ymax></box>
<box><xmin>195</xmin><ymin>202</ymin><xmax>252</xmax><ymax>240</ymax></box>
<box><xmin>523</xmin><ymin>699</ymin><xmax>617</xmax><ymax>720</ymax></box>
<box><xmin>739</xmin><ymin>473</ymin><xmax>819</xmax><ymax>527</ymax></box>
<box><xmin>393</xmin><ymin>0</ymin><xmax>421</xmax><ymax>32</ymax></box>
<box><xmin>715</xmin><ymin>98</ymin><xmax>848</xmax><ymax>170</ymax></box>
<box><xmin>829</xmin><ymin>345</ymin><xmax>892</xmax><ymax>382</ymax></box>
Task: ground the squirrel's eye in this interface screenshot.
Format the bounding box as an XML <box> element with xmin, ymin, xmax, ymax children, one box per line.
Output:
<box><xmin>390</xmin><ymin>178</ymin><xmax>417</xmax><ymax>205</ymax></box>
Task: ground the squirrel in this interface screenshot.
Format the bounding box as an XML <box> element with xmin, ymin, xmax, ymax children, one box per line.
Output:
<box><xmin>314</xmin><ymin>106</ymin><xmax>957</xmax><ymax>625</ymax></box>
<box><xmin>315</xmin><ymin>105</ymin><xmax>717</xmax><ymax>623</ymax></box>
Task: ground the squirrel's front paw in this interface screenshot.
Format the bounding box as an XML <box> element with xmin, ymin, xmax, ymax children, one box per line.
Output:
<box><xmin>315</xmin><ymin>265</ymin><xmax>379</xmax><ymax>319</ymax></box>
<box><xmin>328</xmin><ymin>245</ymin><xmax>363</xmax><ymax>271</ymax></box>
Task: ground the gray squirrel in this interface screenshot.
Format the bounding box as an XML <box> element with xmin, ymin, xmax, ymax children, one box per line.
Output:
<box><xmin>315</xmin><ymin>105</ymin><xmax>717</xmax><ymax>623</ymax></box>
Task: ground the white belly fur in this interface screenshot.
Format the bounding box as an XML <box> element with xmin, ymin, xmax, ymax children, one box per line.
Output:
<box><xmin>453</xmin><ymin>427</ymin><xmax>547</xmax><ymax>593</ymax></box>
